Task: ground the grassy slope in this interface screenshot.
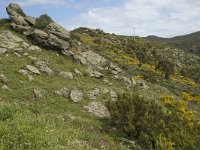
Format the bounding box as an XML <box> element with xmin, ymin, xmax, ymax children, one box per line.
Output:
<box><xmin>0</xmin><ymin>20</ymin><xmax>200</xmax><ymax>149</ymax></box>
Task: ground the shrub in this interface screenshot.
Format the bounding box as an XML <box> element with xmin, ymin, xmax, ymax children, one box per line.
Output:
<box><xmin>107</xmin><ymin>93</ymin><xmax>200</xmax><ymax>149</ymax></box>
<box><xmin>34</xmin><ymin>14</ymin><xmax>53</xmax><ymax>29</ymax></box>
<box><xmin>107</xmin><ymin>94</ymin><xmax>166</xmax><ymax>148</ymax></box>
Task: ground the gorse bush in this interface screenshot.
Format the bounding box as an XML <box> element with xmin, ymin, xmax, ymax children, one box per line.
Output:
<box><xmin>34</xmin><ymin>14</ymin><xmax>53</xmax><ymax>29</ymax></box>
<box><xmin>107</xmin><ymin>94</ymin><xmax>200</xmax><ymax>149</ymax></box>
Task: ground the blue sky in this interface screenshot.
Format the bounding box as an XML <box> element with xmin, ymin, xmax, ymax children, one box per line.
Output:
<box><xmin>0</xmin><ymin>0</ymin><xmax>200</xmax><ymax>37</ymax></box>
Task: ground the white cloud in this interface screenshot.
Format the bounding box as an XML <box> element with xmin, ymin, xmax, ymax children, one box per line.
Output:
<box><xmin>16</xmin><ymin>0</ymin><xmax>79</xmax><ymax>7</ymax></box>
<box><xmin>65</xmin><ymin>0</ymin><xmax>200</xmax><ymax>37</ymax></box>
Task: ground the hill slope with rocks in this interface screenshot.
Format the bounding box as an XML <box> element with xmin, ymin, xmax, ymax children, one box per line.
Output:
<box><xmin>0</xmin><ymin>3</ymin><xmax>200</xmax><ymax>150</ymax></box>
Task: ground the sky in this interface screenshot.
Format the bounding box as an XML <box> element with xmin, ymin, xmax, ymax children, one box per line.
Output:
<box><xmin>0</xmin><ymin>0</ymin><xmax>200</xmax><ymax>37</ymax></box>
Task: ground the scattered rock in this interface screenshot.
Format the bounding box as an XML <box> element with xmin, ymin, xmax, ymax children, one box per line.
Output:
<box><xmin>70</xmin><ymin>90</ymin><xmax>83</xmax><ymax>102</ymax></box>
<box><xmin>28</xmin><ymin>45</ymin><xmax>41</xmax><ymax>52</ymax></box>
<box><xmin>59</xmin><ymin>71</ymin><xmax>73</xmax><ymax>79</ymax></box>
<box><xmin>55</xmin><ymin>87</ymin><xmax>70</xmax><ymax>98</ymax></box>
<box><xmin>0</xmin><ymin>74</ymin><xmax>9</xmax><ymax>83</ymax></box>
<box><xmin>121</xmin><ymin>76</ymin><xmax>132</xmax><ymax>87</ymax></box>
<box><xmin>131</xmin><ymin>77</ymin><xmax>137</xmax><ymax>86</ymax></box>
<box><xmin>103</xmin><ymin>79</ymin><xmax>113</xmax><ymax>85</ymax></box>
<box><xmin>33</xmin><ymin>89</ymin><xmax>46</xmax><ymax>98</ymax></box>
<box><xmin>0</xmin><ymin>48</ymin><xmax>7</xmax><ymax>54</ymax></box>
<box><xmin>26</xmin><ymin>65</ymin><xmax>41</xmax><ymax>74</ymax></box>
<box><xmin>138</xmin><ymin>80</ymin><xmax>149</xmax><ymax>90</ymax></box>
<box><xmin>88</xmin><ymin>88</ymin><xmax>101</xmax><ymax>100</ymax></box>
<box><xmin>110</xmin><ymin>90</ymin><xmax>117</xmax><ymax>100</ymax></box>
<box><xmin>84</xmin><ymin>102</ymin><xmax>110</xmax><ymax>118</ymax></box>
<box><xmin>35</xmin><ymin>61</ymin><xmax>53</xmax><ymax>76</ymax></box>
<box><xmin>81</xmin><ymin>51</ymin><xmax>107</xmax><ymax>66</ymax></box>
<box><xmin>87</xmin><ymin>67</ymin><xmax>104</xmax><ymax>78</ymax></box>
<box><xmin>102</xmin><ymin>88</ymin><xmax>110</xmax><ymax>94</ymax></box>
<box><xmin>74</xmin><ymin>68</ymin><xmax>83</xmax><ymax>76</ymax></box>
<box><xmin>27</xmin><ymin>75</ymin><xmax>34</xmax><ymax>81</ymax></box>
<box><xmin>2</xmin><ymin>85</ymin><xmax>11</xmax><ymax>90</ymax></box>
<box><xmin>18</xmin><ymin>69</ymin><xmax>30</xmax><ymax>75</ymax></box>
<box><xmin>14</xmin><ymin>52</ymin><xmax>22</xmax><ymax>57</ymax></box>
<box><xmin>110</xmin><ymin>63</ymin><xmax>122</xmax><ymax>75</ymax></box>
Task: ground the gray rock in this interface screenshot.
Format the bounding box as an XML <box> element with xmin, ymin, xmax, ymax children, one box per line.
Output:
<box><xmin>59</xmin><ymin>71</ymin><xmax>73</xmax><ymax>79</ymax></box>
<box><xmin>26</xmin><ymin>65</ymin><xmax>41</xmax><ymax>74</ymax></box>
<box><xmin>46</xmin><ymin>22</ymin><xmax>70</xmax><ymax>41</ymax></box>
<box><xmin>88</xmin><ymin>88</ymin><xmax>101</xmax><ymax>100</ymax></box>
<box><xmin>138</xmin><ymin>80</ymin><xmax>149</xmax><ymax>90</ymax></box>
<box><xmin>70</xmin><ymin>90</ymin><xmax>83</xmax><ymax>103</ymax></box>
<box><xmin>55</xmin><ymin>87</ymin><xmax>70</xmax><ymax>98</ymax></box>
<box><xmin>74</xmin><ymin>68</ymin><xmax>83</xmax><ymax>76</ymax></box>
<box><xmin>110</xmin><ymin>90</ymin><xmax>117</xmax><ymax>100</ymax></box>
<box><xmin>35</xmin><ymin>61</ymin><xmax>53</xmax><ymax>76</ymax></box>
<box><xmin>103</xmin><ymin>79</ymin><xmax>113</xmax><ymax>85</ymax></box>
<box><xmin>33</xmin><ymin>89</ymin><xmax>46</xmax><ymax>98</ymax></box>
<box><xmin>15</xmin><ymin>52</ymin><xmax>22</xmax><ymax>57</ymax></box>
<box><xmin>2</xmin><ymin>85</ymin><xmax>11</xmax><ymax>90</ymax></box>
<box><xmin>110</xmin><ymin>63</ymin><xmax>122</xmax><ymax>75</ymax></box>
<box><xmin>121</xmin><ymin>76</ymin><xmax>132</xmax><ymax>87</ymax></box>
<box><xmin>0</xmin><ymin>74</ymin><xmax>9</xmax><ymax>83</ymax></box>
<box><xmin>28</xmin><ymin>45</ymin><xmax>41</xmax><ymax>52</ymax></box>
<box><xmin>87</xmin><ymin>67</ymin><xmax>104</xmax><ymax>78</ymax></box>
<box><xmin>27</xmin><ymin>75</ymin><xmax>34</xmax><ymax>81</ymax></box>
<box><xmin>11</xmin><ymin>23</ymin><xmax>30</xmax><ymax>33</ymax></box>
<box><xmin>81</xmin><ymin>51</ymin><xmax>107</xmax><ymax>66</ymax></box>
<box><xmin>131</xmin><ymin>77</ymin><xmax>137</xmax><ymax>86</ymax></box>
<box><xmin>102</xmin><ymin>88</ymin><xmax>110</xmax><ymax>94</ymax></box>
<box><xmin>31</xmin><ymin>29</ymin><xmax>49</xmax><ymax>44</ymax></box>
<box><xmin>84</xmin><ymin>102</ymin><xmax>110</xmax><ymax>118</ymax></box>
<box><xmin>0</xmin><ymin>48</ymin><xmax>7</xmax><ymax>54</ymax></box>
<box><xmin>25</xmin><ymin>16</ymin><xmax>36</xmax><ymax>26</ymax></box>
<box><xmin>18</xmin><ymin>69</ymin><xmax>30</xmax><ymax>75</ymax></box>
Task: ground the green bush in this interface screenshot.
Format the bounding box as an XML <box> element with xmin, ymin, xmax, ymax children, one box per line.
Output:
<box><xmin>34</xmin><ymin>14</ymin><xmax>53</xmax><ymax>29</ymax></box>
<box><xmin>107</xmin><ymin>94</ymin><xmax>166</xmax><ymax>148</ymax></box>
<box><xmin>0</xmin><ymin>106</ymin><xmax>14</xmax><ymax>121</ymax></box>
<box><xmin>107</xmin><ymin>93</ymin><xmax>200</xmax><ymax>149</ymax></box>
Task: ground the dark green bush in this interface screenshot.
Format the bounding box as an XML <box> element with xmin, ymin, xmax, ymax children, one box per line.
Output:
<box><xmin>34</xmin><ymin>14</ymin><xmax>53</xmax><ymax>29</ymax></box>
<box><xmin>107</xmin><ymin>93</ymin><xmax>200</xmax><ymax>149</ymax></box>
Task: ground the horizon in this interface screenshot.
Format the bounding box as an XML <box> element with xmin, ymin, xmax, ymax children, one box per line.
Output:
<box><xmin>0</xmin><ymin>0</ymin><xmax>200</xmax><ymax>38</ymax></box>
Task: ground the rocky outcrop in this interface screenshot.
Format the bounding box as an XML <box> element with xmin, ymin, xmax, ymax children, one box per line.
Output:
<box><xmin>6</xmin><ymin>3</ymin><xmax>71</xmax><ymax>53</ymax></box>
<box><xmin>70</xmin><ymin>90</ymin><xmax>83</xmax><ymax>102</ymax></box>
<box><xmin>84</xmin><ymin>102</ymin><xmax>110</xmax><ymax>118</ymax></box>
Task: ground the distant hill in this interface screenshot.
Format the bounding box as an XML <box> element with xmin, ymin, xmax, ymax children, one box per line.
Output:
<box><xmin>146</xmin><ymin>31</ymin><xmax>200</xmax><ymax>54</ymax></box>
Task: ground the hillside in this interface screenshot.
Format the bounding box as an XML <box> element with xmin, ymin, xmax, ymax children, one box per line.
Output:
<box><xmin>0</xmin><ymin>3</ymin><xmax>200</xmax><ymax>150</ymax></box>
<box><xmin>146</xmin><ymin>31</ymin><xmax>200</xmax><ymax>54</ymax></box>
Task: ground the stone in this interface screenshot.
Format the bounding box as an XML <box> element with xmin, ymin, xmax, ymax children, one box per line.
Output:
<box><xmin>87</xmin><ymin>67</ymin><xmax>104</xmax><ymax>78</ymax></box>
<box><xmin>110</xmin><ymin>90</ymin><xmax>117</xmax><ymax>100</ymax></box>
<box><xmin>2</xmin><ymin>85</ymin><xmax>11</xmax><ymax>90</ymax></box>
<box><xmin>6</xmin><ymin>3</ymin><xmax>29</xmax><ymax>26</ymax></box>
<box><xmin>28</xmin><ymin>75</ymin><xmax>34</xmax><ymax>81</ymax></box>
<box><xmin>11</xmin><ymin>23</ymin><xmax>30</xmax><ymax>33</ymax></box>
<box><xmin>121</xmin><ymin>76</ymin><xmax>132</xmax><ymax>87</ymax></box>
<box><xmin>18</xmin><ymin>69</ymin><xmax>30</xmax><ymax>75</ymax></box>
<box><xmin>59</xmin><ymin>71</ymin><xmax>73</xmax><ymax>79</ymax></box>
<box><xmin>28</xmin><ymin>45</ymin><xmax>41</xmax><ymax>52</ymax></box>
<box><xmin>70</xmin><ymin>90</ymin><xmax>83</xmax><ymax>103</ymax></box>
<box><xmin>131</xmin><ymin>77</ymin><xmax>137</xmax><ymax>86</ymax></box>
<box><xmin>103</xmin><ymin>79</ymin><xmax>113</xmax><ymax>85</ymax></box>
<box><xmin>81</xmin><ymin>51</ymin><xmax>107</xmax><ymax>66</ymax></box>
<box><xmin>25</xmin><ymin>16</ymin><xmax>36</xmax><ymax>26</ymax></box>
<box><xmin>74</xmin><ymin>68</ymin><xmax>83</xmax><ymax>76</ymax></box>
<box><xmin>0</xmin><ymin>48</ymin><xmax>7</xmax><ymax>54</ymax></box>
<box><xmin>35</xmin><ymin>61</ymin><xmax>53</xmax><ymax>76</ymax></box>
<box><xmin>15</xmin><ymin>52</ymin><xmax>22</xmax><ymax>57</ymax></box>
<box><xmin>55</xmin><ymin>87</ymin><xmax>70</xmax><ymax>98</ymax></box>
<box><xmin>33</xmin><ymin>89</ymin><xmax>46</xmax><ymax>98</ymax></box>
<box><xmin>26</xmin><ymin>65</ymin><xmax>41</xmax><ymax>75</ymax></box>
<box><xmin>110</xmin><ymin>63</ymin><xmax>122</xmax><ymax>75</ymax></box>
<box><xmin>84</xmin><ymin>102</ymin><xmax>110</xmax><ymax>118</ymax></box>
<box><xmin>0</xmin><ymin>74</ymin><xmax>9</xmax><ymax>83</ymax></box>
<box><xmin>88</xmin><ymin>88</ymin><xmax>101</xmax><ymax>100</ymax></box>
<box><xmin>138</xmin><ymin>80</ymin><xmax>149</xmax><ymax>90</ymax></box>
<box><xmin>102</xmin><ymin>88</ymin><xmax>110</xmax><ymax>94</ymax></box>
<box><xmin>31</xmin><ymin>29</ymin><xmax>49</xmax><ymax>44</ymax></box>
<box><xmin>46</xmin><ymin>22</ymin><xmax>70</xmax><ymax>41</ymax></box>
